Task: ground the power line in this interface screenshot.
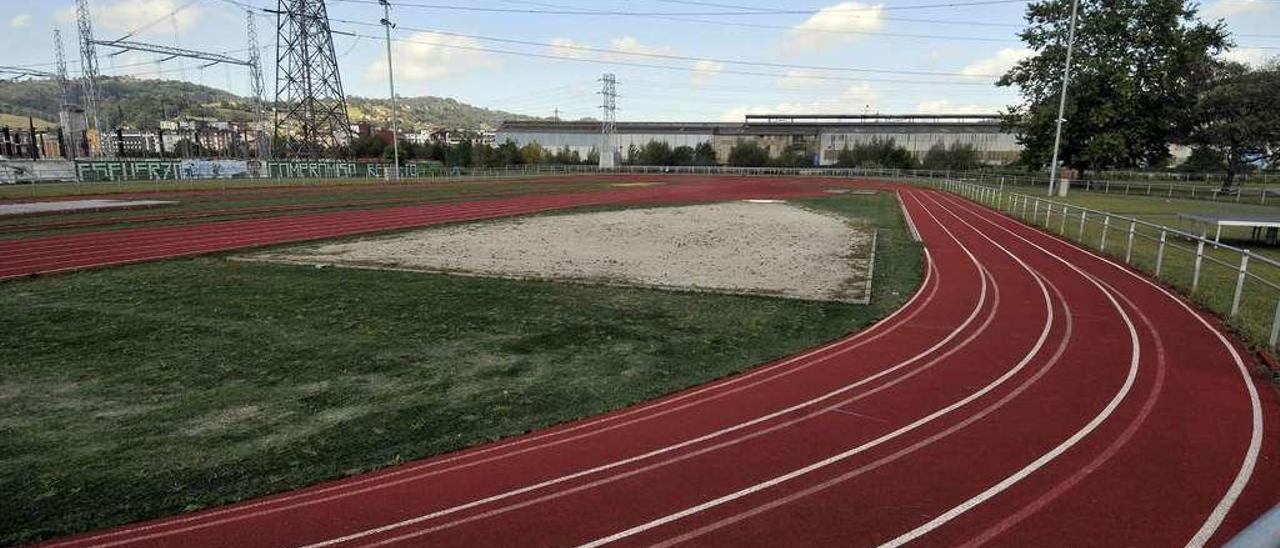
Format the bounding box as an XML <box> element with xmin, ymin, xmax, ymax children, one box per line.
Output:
<box><xmin>354</xmin><ymin>22</ymin><xmax>1003</xmax><ymax>77</ymax></box>
<box><xmin>332</xmin><ymin>27</ymin><xmax>1000</xmax><ymax>85</ymax></box>
<box><xmin>325</xmin><ymin>0</ymin><xmax>1032</xmax><ymax>16</ymax></box>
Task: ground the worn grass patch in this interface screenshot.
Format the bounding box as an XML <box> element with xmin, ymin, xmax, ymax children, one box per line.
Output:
<box><xmin>0</xmin><ymin>191</ymin><xmax>921</xmax><ymax>544</ymax></box>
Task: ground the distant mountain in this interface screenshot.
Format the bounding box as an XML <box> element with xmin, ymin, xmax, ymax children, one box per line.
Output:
<box><xmin>0</xmin><ymin>76</ymin><xmax>539</xmax><ymax>131</ymax></box>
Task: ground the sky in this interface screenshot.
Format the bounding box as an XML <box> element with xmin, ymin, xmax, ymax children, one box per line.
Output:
<box><xmin>1</xmin><ymin>0</ymin><xmax>1278</xmax><ymax>123</ymax></box>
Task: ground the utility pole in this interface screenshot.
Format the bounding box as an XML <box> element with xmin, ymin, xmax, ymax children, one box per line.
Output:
<box><xmin>1047</xmin><ymin>0</ymin><xmax>1080</xmax><ymax>197</ymax></box>
<box><xmin>380</xmin><ymin>0</ymin><xmax>399</xmax><ymax>180</ymax></box>
<box><xmin>598</xmin><ymin>73</ymin><xmax>616</xmax><ymax>168</ymax></box>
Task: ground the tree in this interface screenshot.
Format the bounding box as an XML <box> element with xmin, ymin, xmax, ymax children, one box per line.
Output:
<box><xmin>350</xmin><ymin>135</ymin><xmax>387</xmax><ymax>159</ymax></box>
<box><xmin>636</xmin><ymin>140</ymin><xmax>675</xmax><ymax>165</ymax></box>
<box><xmin>520</xmin><ymin>142</ymin><xmax>544</xmax><ymax>164</ymax></box>
<box><xmin>835</xmin><ymin>137</ymin><xmax>916</xmax><ymax>169</ymax></box>
<box><xmin>1000</xmin><ymin>0</ymin><xmax>1229</xmax><ymax>175</ymax></box>
<box><xmin>1181</xmin><ymin>61</ymin><xmax>1280</xmax><ymax>188</ymax></box>
<box><xmin>692</xmin><ymin>142</ymin><xmax>717</xmax><ymax>166</ymax></box>
<box><xmin>727</xmin><ymin>140</ymin><xmax>770</xmax><ymax>167</ymax></box>
<box><xmin>671</xmin><ymin>145</ymin><xmax>695</xmax><ymax>166</ymax></box>
<box><xmin>1179</xmin><ymin>146</ymin><xmax>1227</xmax><ymax>173</ymax></box>
<box><xmin>922</xmin><ymin>142</ymin><xmax>980</xmax><ymax>170</ymax></box>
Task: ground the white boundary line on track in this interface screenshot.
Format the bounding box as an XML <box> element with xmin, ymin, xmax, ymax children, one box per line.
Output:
<box><xmin>934</xmin><ymin>191</ymin><xmax>1262</xmax><ymax>548</ymax></box>
<box><xmin>897</xmin><ymin>190</ymin><xmax>922</xmax><ymax>242</ymax></box>
<box><xmin>46</xmin><ymin>189</ymin><xmax>941</xmax><ymax>548</ymax></box>
<box><xmin>875</xmin><ymin>191</ymin><xmax>1142</xmax><ymax>547</ymax></box>
<box><xmin>299</xmin><ymin>249</ymin><xmax>988</xmax><ymax>547</ymax></box>
<box><xmin>573</xmin><ymin>189</ymin><xmax>1058</xmax><ymax>548</ymax></box>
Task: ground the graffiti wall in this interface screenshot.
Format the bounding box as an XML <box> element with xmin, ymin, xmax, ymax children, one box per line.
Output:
<box><xmin>74</xmin><ymin>160</ymin><xmax>444</xmax><ymax>182</ymax></box>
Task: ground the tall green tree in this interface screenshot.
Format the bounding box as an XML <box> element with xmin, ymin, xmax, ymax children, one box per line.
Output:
<box><xmin>1181</xmin><ymin>61</ymin><xmax>1280</xmax><ymax>188</ymax></box>
<box><xmin>1000</xmin><ymin>0</ymin><xmax>1229</xmax><ymax>175</ymax></box>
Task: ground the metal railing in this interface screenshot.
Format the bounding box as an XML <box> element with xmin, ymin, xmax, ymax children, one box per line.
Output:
<box><xmin>934</xmin><ymin>179</ymin><xmax>1280</xmax><ymax>351</ymax></box>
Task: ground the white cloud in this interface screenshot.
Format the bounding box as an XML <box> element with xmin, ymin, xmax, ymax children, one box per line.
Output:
<box><xmin>80</xmin><ymin>0</ymin><xmax>202</xmax><ymax>36</ymax></box>
<box><xmin>1203</xmin><ymin>0</ymin><xmax>1274</xmax><ymax>18</ymax></box>
<box><xmin>781</xmin><ymin>2</ymin><xmax>885</xmax><ymax>55</ymax></box>
<box><xmin>546</xmin><ymin>38</ymin><xmax>593</xmax><ymax>60</ymax></box>
<box><xmin>690</xmin><ymin>60</ymin><xmax>724</xmax><ymax>86</ymax></box>
<box><xmin>607</xmin><ymin>36</ymin><xmax>679</xmax><ymax>59</ymax></box>
<box><xmin>720</xmin><ymin>84</ymin><xmax>881</xmax><ymax>121</ymax></box>
<box><xmin>9</xmin><ymin>14</ymin><xmax>31</xmax><ymax>29</ymax></box>
<box><xmin>365</xmin><ymin>31</ymin><xmax>501</xmax><ymax>86</ymax></box>
<box><xmin>1221</xmin><ymin>47</ymin><xmax>1276</xmax><ymax>67</ymax></box>
<box><xmin>960</xmin><ymin>48</ymin><xmax>1032</xmax><ymax>81</ymax></box>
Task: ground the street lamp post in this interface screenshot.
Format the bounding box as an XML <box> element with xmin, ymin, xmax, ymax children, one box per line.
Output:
<box><xmin>380</xmin><ymin>0</ymin><xmax>400</xmax><ymax>181</ymax></box>
<box><xmin>1047</xmin><ymin>0</ymin><xmax>1081</xmax><ymax>197</ymax></box>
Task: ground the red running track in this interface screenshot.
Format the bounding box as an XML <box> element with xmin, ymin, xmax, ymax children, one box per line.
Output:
<box><xmin>17</xmin><ymin>177</ymin><xmax>1279</xmax><ymax>547</ymax></box>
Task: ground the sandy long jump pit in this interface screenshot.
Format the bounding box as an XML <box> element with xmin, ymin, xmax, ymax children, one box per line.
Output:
<box><xmin>247</xmin><ymin>201</ymin><xmax>876</xmax><ymax>303</ymax></box>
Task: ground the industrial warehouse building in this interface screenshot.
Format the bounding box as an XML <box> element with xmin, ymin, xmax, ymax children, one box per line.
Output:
<box><xmin>496</xmin><ymin>114</ymin><xmax>1021</xmax><ymax>166</ymax></box>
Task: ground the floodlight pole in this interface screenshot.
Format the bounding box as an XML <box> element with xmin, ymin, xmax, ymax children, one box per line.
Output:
<box><xmin>1047</xmin><ymin>0</ymin><xmax>1080</xmax><ymax>197</ymax></box>
<box><xmin>380</xmin><ymin>0</ymin><xmax>400</xmax><ymax>181</ymax></box>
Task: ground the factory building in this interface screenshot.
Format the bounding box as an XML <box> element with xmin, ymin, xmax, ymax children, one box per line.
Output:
<box><xmin>496</xmin><ymin>114</ymin><xmax>1021</xmax><ymax>166</ymax></box>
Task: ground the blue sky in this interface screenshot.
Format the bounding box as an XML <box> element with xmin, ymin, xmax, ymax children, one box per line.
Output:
<box><xmin>2</xmin><ymin>0</ymin><xmax>1278</xmax><ymax>123</ymax></box>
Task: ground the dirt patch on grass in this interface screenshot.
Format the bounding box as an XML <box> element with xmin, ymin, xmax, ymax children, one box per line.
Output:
<box><xmin>246</xmin><ymin>201</ymin><xmax>875</xmax><ymax>303</ymax></box>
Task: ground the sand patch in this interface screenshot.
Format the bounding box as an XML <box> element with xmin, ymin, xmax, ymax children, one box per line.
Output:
<box><xmin>246</xmin><ymin>201</ymin><xmax>876</xmax><ymax>303</ymax></box>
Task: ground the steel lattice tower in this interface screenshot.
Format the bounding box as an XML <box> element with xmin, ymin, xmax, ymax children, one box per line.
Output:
<box><xmin>76</xmin><ymin>0</ymin><xmax>107</xmax><ymax>157</ymax></box>
<box><xmin>598</xmin><ymin>73</ymin><xmax>617</xmax><ymax>168</ymax></box>
<box><xmin>273</xmin><ymin>0</ymin><xmax>352</xmax><ymax>158</ymax></box>
<box><xmin>246</xmin><ymin>12</ymin><xmax>269</xmax><ymax>159</ymax></box>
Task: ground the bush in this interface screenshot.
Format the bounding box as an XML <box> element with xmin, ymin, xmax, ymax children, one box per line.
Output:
<box><xmin>728</xmin><ymin>140</ymin><xmax>770</xmax><ymax>167</ymax></box>
<box><xmin>835</xmin><ymin>137</ymin><xmax>917</xmax><ymax>170</ymax></box>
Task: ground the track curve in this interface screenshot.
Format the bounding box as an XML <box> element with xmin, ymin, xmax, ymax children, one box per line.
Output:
<box><xmin>13</xmin><ymin>178</ymin><xmax>1277</xmax><ymax>547</ymax></box>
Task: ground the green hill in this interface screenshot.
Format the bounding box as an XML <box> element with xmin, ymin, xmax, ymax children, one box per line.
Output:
<box><xmin>0</xmin><ymin>77</ymin><xmax>539</xmax><ymax>131</ymax></box>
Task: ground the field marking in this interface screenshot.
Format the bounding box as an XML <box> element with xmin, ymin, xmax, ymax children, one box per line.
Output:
<box><xmin>937</xmin><ymin>191</ymin><xmax>1263</xmax><ymax>547</ymax></box>
<box><xmin>573</xmin><ymin>189</ymin><xmax>1057</xmax><ymax>548</ymax></box>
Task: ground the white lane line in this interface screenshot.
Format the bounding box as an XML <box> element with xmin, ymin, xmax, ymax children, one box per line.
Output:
<box><xmin>874</xmin><ymin>191</ymin><xmax>1142</xmax><ymax>547</ymax></box>
<box><xmin>48</xmin><ymin>223</ymin><xmax>942</xmax><ymax>547</ymax></box>
<box><xmin>348</xmin><ymin>270</ymin><xmax>1003</xmax><ymax>548</ymax></box>
<box><xmin>301</xmin><ymin>220</ymin><xmax>990</xmax><ymax>548</ymax></box>
<box><xmin>897</xmin><ymin>189</ymin><xmax>922</xmax><ymax>242</ymax></box>
<box><xmin>573</xmin><ymin>190</ymin><xmax>1056</xmax><ymax>548</ymax></box>
<box><xmin>646</xmin><ymin>271</ymin><xmax>1076</xmax><ymax>548</ymax></box>
<box><xmin>938</xmin><ymin>192</ymin><xmax>1263</xmax><ymax>547</ymax></box>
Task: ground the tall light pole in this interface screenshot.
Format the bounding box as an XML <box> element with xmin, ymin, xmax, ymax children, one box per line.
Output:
<box><xmin>380</xmin><ymin>0</ymin><xmax>400</xmax><ymax>180</ymax></box>
<box><xmin>1047</xmin><ymin>0</ymin><xmax>1081</xmax><ymax>196</ymax></box>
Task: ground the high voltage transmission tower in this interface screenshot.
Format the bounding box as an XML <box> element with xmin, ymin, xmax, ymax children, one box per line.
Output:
<box><xmin>598</xmin><ymin>73</ymin><xmax>617</xmax><ymax>168</ymax></box>
<box><xmin>76</xmin><ymin>0</ymin><xmax>106</xmax><ymax>157</ymax></box>
<box><xmin>272</xmin><ymin>0</ymin><xmax>353</xmax><ymax>158</ymax></box>
<box><xmin>75</xmin><ymin>0</ymin><xmax>267</xmax><ymax>158</ymax></box>
<box><xmin>53</xmin><ymin>28</ymin><xmax>83</xmax><ymax>159</ymax></box>
<box><xmin>246</xmin><ymin>12</ymin><xmax>270</xmax><ymax>159</ymax></box>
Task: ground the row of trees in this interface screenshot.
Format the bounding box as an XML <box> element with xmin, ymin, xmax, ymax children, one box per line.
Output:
<box><xmin>349</xmin><ymin>136</ymin><xmax>599</xmax><ymax>167</ymax></box>
<box><xmin>1001</xmin><ymin>0</ymin><xmax>1279</xmax><ymax>187</ymax></box>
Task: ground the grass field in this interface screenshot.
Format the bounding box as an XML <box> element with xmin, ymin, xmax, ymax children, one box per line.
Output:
<box><xmin>0</xmin><ymin>191</ymin><xmax>922</xmax><ymax>544</ymax></box>
<box><xmin>963</xmin><ymin>186</ymin><xmax>1280</xmax><ymax>351</ymax></box>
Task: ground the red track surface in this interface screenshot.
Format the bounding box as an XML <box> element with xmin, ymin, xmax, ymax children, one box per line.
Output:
<box><xmin>12</xmin><ymin>176</ymin><xmax>1278</xmax><ymax>547</ymax></box>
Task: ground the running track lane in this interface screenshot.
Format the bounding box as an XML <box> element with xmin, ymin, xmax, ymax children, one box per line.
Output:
<box><xmin>29</xmin><ymin>181</ymin><xmax>1280</xmax><ymax>547</ymax></box>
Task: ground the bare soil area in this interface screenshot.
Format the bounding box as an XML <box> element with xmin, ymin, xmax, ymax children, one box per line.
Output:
<box><xmin>247</xmin><ymin>201</ymin><xmax>875</xmax><ymax>302</ymax></box>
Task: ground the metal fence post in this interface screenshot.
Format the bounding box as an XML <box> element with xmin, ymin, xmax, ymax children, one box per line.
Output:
<box><xmin>1125</xmin><ymin>221</ymin><xmax>1137</xmax><ymax>263</ymax></box>
<box><xmin>1060</xmin><ymin>204</ymin><xmax>1069</xmax><ymax>234</ymax></box>
<box><xmin>1033</xmin><ymin>199</ymin><xmax>1040</xmax><ymax>224</ymax></box>
<box><xmin>1193</xmin><ymin>240</ymin><xmax>1205</xmax><ymax>293</ymax></box>
<box><xmin>1156</xmin><ymin>230</ymin><xmax>1167</xmax><ymax>276</ymax></box>
<box><xmin>1231</xmin><ymin>252</ymin><xmax>1250</xmax><ymax>317</ymax></box>
<box><xmin>1101</xmin><ymin>216</ymin><xmax>1110</xmax><ymax>251</ymax></box>
<box><xmin>1271</xmin><ymin>299</ymin><xmax>1280</xmax><ymax>349</ymax></box>
<box><xmin>1079</xmin><ymin>209</ymin><xmax>1087</xmax><ymax>240</ymax></box>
